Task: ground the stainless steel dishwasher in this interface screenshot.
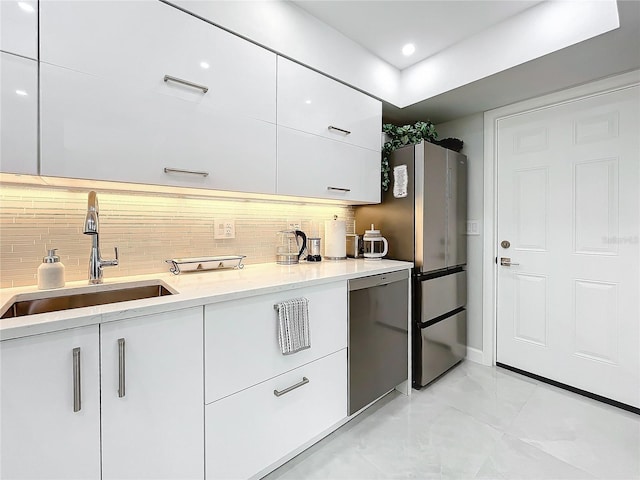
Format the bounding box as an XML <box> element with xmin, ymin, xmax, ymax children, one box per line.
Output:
<box><xmin>348</xmin><ymin>270</ymin><xmax>409</xmax><ymax>415</ymax></box>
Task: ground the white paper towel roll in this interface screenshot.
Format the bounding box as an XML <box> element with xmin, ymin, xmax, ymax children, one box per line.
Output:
<box><xmin>324</xmin><ymin>218</ymin><xmax>346</xmax><ymax>259</ymax></box>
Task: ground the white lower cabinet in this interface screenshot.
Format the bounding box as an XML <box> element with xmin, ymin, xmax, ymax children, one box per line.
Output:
<box><xmin>100</xmin><ymin>307</ymin><xmax>204</xmax><ymax>480</ymax></box>
<box><xmin>0</xmin><ymin>325</ymin><xmax>101</xmax><ymax>479</ymax></box>
<box><xmin>204</xmin><ymin>281</ymin><xmax>347</xmax><ymax>403</ymax></box>
<box><xmin>205</xmin><ymin>349</ymin><xmax>347</xmax><ymax>479</ymax></box>
<box><xmin>0</xmin><ymin>307</ymin><xmax>204</xmax><ymax>480</ymax></box>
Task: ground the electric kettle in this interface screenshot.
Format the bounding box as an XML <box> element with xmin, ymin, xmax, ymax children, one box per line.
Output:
<box><xmin>276</xmin><ymin>230</ymin><xmax>307</xmax><ymax>265</ymax></box>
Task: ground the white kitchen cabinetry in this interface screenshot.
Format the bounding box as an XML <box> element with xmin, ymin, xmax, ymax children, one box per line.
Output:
<box><xmin>39</xmin><ymin>1</ymin><xmax>276</xmax><ymax>194</ymax></box>
<box><xmin>277</xmin><ymin>57</ymin><xmax>382</xmax><ymax>151</ymax></box>
<box><xmin>204</xmin><ymin>281</ymin><xmax>348</xmax><ymax>479</ymax></box>
<box><xmin>0</xmin><ymin>0</ymin><xmax>37</xmax><ymax>59</ymax></box>
<box><xmin>0</xmin><ymin>52</ymin><xmax>38</xmax><ymax>175</ymax></box>
<box><xmin>0</xmin><ymin>307</ymin><xmax>203</xmax><ymax>480</ymax></box>
<box><xmin>204</xmin><ymin>281</ymin><xmax>347</xmax><ymax>403</ymax></box>
<box><xmin>0</xmin><ymin>326</ymin><xmax>101</xmax><ymax>479</ymax></box>
<box><xmin>276</xmin><ymin>57</ymin><xmax>382</xmax><ymax>203</ymax></box>
<box><xmin>277</xmin><ymin>126</ymin><xmax>380</xmax><ymax>203</ymax></box>
<box><xmin>206</xmin><ymin>349</ymin><xmax>347</xmax><ymax>480</ymax></box>
<box><xmin>101</xmin><ymin>307</ymin><xmax>204</xmax><ymax>480</ymax></box>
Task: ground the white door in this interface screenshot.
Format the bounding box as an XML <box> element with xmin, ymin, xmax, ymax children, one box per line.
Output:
<box><xmin>496</xmin><ymin>85</ymin><xmax>640</xmax><ymax>408</ymax></box>
<box><xmin>100</xmin><ymin>307</ymin><xmax>204</xmax><ymax>479</ymax></box>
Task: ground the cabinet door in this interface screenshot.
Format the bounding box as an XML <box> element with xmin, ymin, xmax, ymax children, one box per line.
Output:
<box><xmin>0</xmin><ymin>52</ymin><xmax>37</xmax><ymax>175</ymax></box>
<box><xmin>0</xmin><ymin>0</ymin><xmax>37</xmax><ymax>59</ymax></box>
<box><xmin>100</xmin><ymin>307</ymin><xmax>204</xmax><ymax>480</ymax></box>
<box><xmin>277</xmin><ymin>126</ymin><xmax>381</xmax><ymax>204</ymax></box>
<box><xmin>277</xmin><ymin>57</ymin><xmax>382</xmax><ymax>151</ymax></box>
<box><xmin>40</xmin><ymin>1</ymin><xmax>277</xmax><ymax>194</ymax></box>
<box><xmin>205</xmin><ymin>349</ymin><xmax>347</xmax><ymax>480</ymax></box>
<box><xmin>0</xmin><ymin>326</ymin><xmax>101</xmax><ymax>479</ymax></box>
<box><xmin>205</xmin><ymin>281</ymin><xmax>347</xmax><ymax>403</ymax></box>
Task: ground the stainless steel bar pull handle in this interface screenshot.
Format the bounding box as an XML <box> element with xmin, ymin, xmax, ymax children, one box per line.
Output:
<box><xmin>328</xmin><ymin>125</ymin><xmax>351</xmax><ymax>135</ymax></box>
<box><xmin>163</xmin><ymin>75</ymin><xmax>208</xmax><ymax>93</ymax></box>
<box><xmin>73</xmin><ymin>347</ymin><xmax>81</xmax><ymax>412</ymax></box>
<box><xmin>273</xmin><ymin>377</ymin><xmax>309</xmax><ymax>397</ymax></box>
<box><xmin>327</xmin><ymin>186</ymin><xmax>351</xmax><ymax>193</ymax></box>
<box><xmin>164</xmin><ymin>167</ymin><xmax>209</xmax><ymax>177</ymax></box>
<box><xmin>118</xmin><ymin>338</ymin><xmax>126</xmax><ymax>398</ymax></box>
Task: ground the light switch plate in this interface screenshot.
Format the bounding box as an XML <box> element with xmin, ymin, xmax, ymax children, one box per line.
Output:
<box><xmin>214</xmin><ymin>218</ymin><xmax>235</xmax><ymax>239</ymax></box>
<box><xmin>466</xmin><ymin>220</ymin><xmax>480</xmax><ymax>236</ymax></box>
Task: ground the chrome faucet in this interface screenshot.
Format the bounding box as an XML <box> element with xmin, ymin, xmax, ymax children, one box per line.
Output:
<box><xmin>83</xmin><ymin>191</ymin><xmax>118</xmax><ymax>284</ymax></box>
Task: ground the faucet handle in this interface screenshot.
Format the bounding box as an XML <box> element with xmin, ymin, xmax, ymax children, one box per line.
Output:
<box><xmin>103</xmin><ymin>246</ymin><xmax>119</xmax><ymax>268</ymax></box>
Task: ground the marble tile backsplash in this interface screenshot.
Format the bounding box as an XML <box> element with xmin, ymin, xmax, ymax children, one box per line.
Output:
<box><xmin>0</xmin><ymin>184</ymin><xmax>355</xmax><ymax>288</ymax></box>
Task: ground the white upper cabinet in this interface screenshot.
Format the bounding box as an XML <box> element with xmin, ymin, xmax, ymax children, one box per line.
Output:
<box><xmin>0</xmin><ymin>0</ymin><xmax>38</xmax><ymax>59</ymax></box>
<box><xmin>0</xmin><ymin>52</ymin><xmax>37</xmax><ymax>175</ymax></box>
<box><xmin>39</xmin><ymin>1</ymin><xmax>277</xmax><ymax>194</ymax></box>
<box><xmin>276</xmin><ymin>57</ymin><xmax>382</xmax><ymax>203</ymax></box>
<box><xmin>277</xmin><ymin>126</ymin><xmax>381</xmax><ymax>204</ymax></box>
<box><xmin>277</xmin><ymin>57</ymin><xmax>382</xmax><ymax>152</ymax></box>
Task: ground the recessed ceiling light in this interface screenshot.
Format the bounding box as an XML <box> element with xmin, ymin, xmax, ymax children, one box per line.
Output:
<box><xmin>305</xmin><ymin>99</ymin><xmax>312</xmax><ymax>104</ymax></box>
<box><xmin>402</xmin><ymin>43</ymin><xmax>415</xmax><ymax>56</ymax></box>
<box><xmin>200</xmin><ymin>61</ymin><xmax>210</xmax><ymax>69</ymax></box>
<box><xmin>17</xmin><ymin>2</ymin><xmax>35</xmax><ymax>13</ymax></box>
<box><xmin>15</xmin><ymin>90</ymin><xmax>28</xmax><ymax>96</ymax></box>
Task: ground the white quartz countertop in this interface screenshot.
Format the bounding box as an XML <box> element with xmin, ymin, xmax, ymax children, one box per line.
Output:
<box><xmin>0</xmin><ymin>259</ymin><xmax>413</xmax><ymax>340</ymax></box>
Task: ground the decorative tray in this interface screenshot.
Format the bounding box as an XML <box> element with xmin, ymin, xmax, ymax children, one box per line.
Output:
<box><xmin>165</xmin><ymin>255</ymin><xmax>246</xmax><ymax>275</ymax></box>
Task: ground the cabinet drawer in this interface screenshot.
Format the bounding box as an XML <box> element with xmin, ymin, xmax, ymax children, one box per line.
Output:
<box><xmin>277</xmin><ymin>126</ymin><xmax>381</xmax><ymax>204</ymax></box>
<box><xmin>205</xmin><ymin>349</ymin><xmax>347</xmax><ymax>480</ymax></box>
<box><xmin>277</xmin><ymin>57</ymin><xmax>381</xmax><ymax>151</ymax></box>
<box><xmin>1</xmin><ymin>52</ymin><xmax>37</xmax><ymax>175</ymax></box>
<box><xmin>204</xmin><ymin>281</ymin><xmax>347</xmax><ymax>403</ymax></box>
<box><xmin>420</xmin><ymin>270</ymin><xmax>467</xmax><ymax>321</ymax></box>
<box><xmin>40</xmin><ymin>1</ymin><xmax>276</xmax><ymax>123</ymax></box>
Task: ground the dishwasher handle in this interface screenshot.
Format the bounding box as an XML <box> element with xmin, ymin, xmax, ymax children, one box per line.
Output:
<box><xmin>348</xmin><ymin>269</ymin><xmax>409</xmax><ymax>291</ymax></box>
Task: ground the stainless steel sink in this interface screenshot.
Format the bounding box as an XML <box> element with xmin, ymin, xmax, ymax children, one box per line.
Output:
<box><xmin>1</xmin><ymin>282</ymin><xmax>175</xmax><ymax>319</ymax></box>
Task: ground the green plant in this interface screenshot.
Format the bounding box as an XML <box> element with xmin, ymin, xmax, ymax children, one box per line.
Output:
<box><xmin>381</xmin><ymin>121</ymin><xmax>438</xmax><ymax>191</ymax></box>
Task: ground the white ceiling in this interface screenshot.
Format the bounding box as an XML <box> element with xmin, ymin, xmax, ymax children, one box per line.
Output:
<box><xmin>292</xmin><ymin>0</ymin><xmax>543</xmax><ymax>70</ymax></box>
<box><xmin>290</xmin><ymin>0</ymin><xmax>640</xmax><ymax>124</ymax></box>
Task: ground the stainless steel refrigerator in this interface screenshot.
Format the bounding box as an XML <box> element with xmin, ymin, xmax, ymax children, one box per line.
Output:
<box><xmin>355</xmin><ymin>140</ymin><xmax>467</xmax><ymax>388</ymax></box>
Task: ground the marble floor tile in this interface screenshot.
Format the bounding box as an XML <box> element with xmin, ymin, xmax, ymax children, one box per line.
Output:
<box><xmin>420</xmin><ymin>362</ymin><xmax>538</xmax><ymax>431</ymax></box>
<box><xmin>267</xmin><ymin>363</ymin><xmax>639</xmax><ymax>480</ymax></box>
<box><xmin>475</xmin><ymin>433</ymin><xmax>596</xmax><ymax>479</ymax></box>
<box><xmin>506</xmin><ymin>384</ymin><xmax>640</xmax><ymax>479</ymax></box>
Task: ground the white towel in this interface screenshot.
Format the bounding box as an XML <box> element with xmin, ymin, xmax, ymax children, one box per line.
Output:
<box><xmin>275</xmin><ymin>297</ymin><xmax>311</xmax><ymax>355</ymax></box>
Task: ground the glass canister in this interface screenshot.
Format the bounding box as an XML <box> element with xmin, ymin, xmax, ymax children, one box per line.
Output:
<box><xmin>362</xmin><ymin>224</ymin><xmax>388</xmax><ymax>260</ymax></box>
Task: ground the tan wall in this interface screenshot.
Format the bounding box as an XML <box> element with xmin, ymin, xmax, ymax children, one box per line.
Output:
<box><xmin>0</xmin><ymin>184</ymin><xmax>354</xmax><ymax>288</ymax></box>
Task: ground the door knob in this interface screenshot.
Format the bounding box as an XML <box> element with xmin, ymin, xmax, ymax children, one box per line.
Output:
<box><xmin>500</xmin><ymin>257</ymin><xmax>520</xmax><ymax>266</ymax></box>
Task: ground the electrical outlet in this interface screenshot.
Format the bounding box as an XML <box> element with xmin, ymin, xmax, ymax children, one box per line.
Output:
<box><xmin>287</xmin><ymin>219</ymin><xmax>301</xmax><ymax>230</ymax></box>
<box><xmin>214</xmin><ymin>218</ymin><xmax>235</xmax><ymax>239</ymax></box>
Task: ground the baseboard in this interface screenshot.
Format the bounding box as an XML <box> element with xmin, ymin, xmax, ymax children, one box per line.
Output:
<box><xmin>497</xmin><ymin>362</ymin><xmax>640</xmax><ymax>415</ymax></box>
<box><xmin>465</xmin><ymin>346</ymin><xmax>484</xmax><ymax>365</ymax></box>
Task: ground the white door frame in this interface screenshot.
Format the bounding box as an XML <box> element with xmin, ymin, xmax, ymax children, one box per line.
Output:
<box><xmin>481</xmin><ymin>69</ymin><xmax>640</xmax><ymax>367</ymax></box>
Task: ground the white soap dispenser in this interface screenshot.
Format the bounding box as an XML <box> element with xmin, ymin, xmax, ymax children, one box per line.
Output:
<box><xmin>38</xmin><ymin>248</ymin><xmax>65</xmax><ymax>289</ymax></box>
